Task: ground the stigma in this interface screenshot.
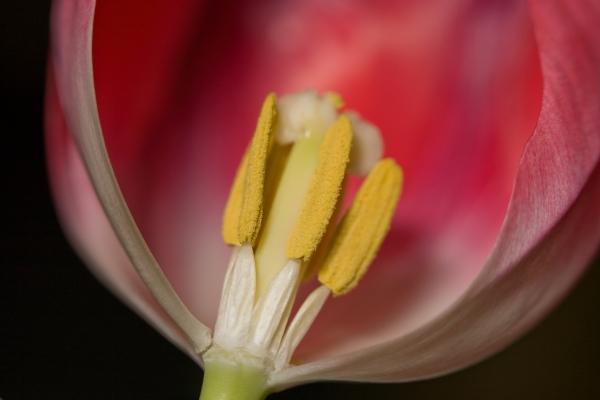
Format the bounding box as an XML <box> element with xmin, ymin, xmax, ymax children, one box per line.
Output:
<box><xmin>206</xmin><ymin>91</ymin><xmax>403</xmax><ymax>373</ymax></box>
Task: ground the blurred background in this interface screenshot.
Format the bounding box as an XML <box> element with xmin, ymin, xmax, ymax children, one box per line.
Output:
<box><xmin>1</xmin><ymin>1</ymin><xmax>599</xmax><ymax>399</ymax></box>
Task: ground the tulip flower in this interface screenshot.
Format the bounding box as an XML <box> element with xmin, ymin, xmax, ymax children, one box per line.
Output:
<box><xmin>46</xmin><ymin>0</ymin><xmax>600</xmax><ymax>399</ymax></box>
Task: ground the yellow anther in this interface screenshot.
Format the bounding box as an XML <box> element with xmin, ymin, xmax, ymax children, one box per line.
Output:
<box><xmin>222</xmin><ymin>93</ymin><xmax>277</xmax><ymax>245</ymax></box>
<box><xmin>318</xmin><ymin>158</ymin><xmax>403</xmax><ymax>295</ymax></box>
<box><xmin>287</xmin><ymin>116</ymin><xmax>353</xmax><ymax>261</ymax></box>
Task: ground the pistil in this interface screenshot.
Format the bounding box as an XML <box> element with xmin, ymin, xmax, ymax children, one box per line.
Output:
<box><xmin>253</xmin><ymin>132</ymin><xmax>324</xmax><ymax>298</ymax></box>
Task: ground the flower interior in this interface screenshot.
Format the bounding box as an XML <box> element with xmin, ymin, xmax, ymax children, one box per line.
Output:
<box><xmin>201</xmin><ymin>91</ymin><xmax>402</xmax><ymax>392</ymax></box>
<box><xmin>80</xmin><ymin>2</ymin><xmax>543</xmax><ymax>368</ymax></box>
<box><xmin>49</xmin><ymin>2</ymin><xmax>600</xmax><ymax>398</ymax></box>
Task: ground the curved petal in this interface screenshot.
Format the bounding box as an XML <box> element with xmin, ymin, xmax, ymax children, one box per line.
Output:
<box><xmin>47</xmin><ymin>0</ymin><xmax>211</xmax><ymax>353</ymax></box>
<box><xmin>294</xmin><ymin>0</ymin><xmax>542</xmax><ymax>361</ymax></box>
<box><xmin>46</xmin><ymin>73</ymin><xmax>200</xmax><ymax>361</ymax></box>
<box><xmin>271</xmin><ymin>0</ymin><xmax>600</xmax><ymax>387</ymax></box>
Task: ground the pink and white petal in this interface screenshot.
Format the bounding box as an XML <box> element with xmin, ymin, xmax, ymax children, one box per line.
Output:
<box><xmin>47</xmin><ymin>0</ymin><xmax>211</xmax><ymax>353</ymax></box>
<box><xmin>46</xmin><ymin>73</ymin><xmax>200</xmax><ymax>362</ymax></box>
<box><xmin>271</xmin><ymin>0</ymin><xmax>600</xmax><ymax>387</ymax></box>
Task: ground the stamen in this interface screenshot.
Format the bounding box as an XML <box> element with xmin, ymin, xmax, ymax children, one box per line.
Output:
<box><xmin>249</xmin><ymin>260</ymin><xmax>300</xmax><ymax>358</ymax></box>
<box><xmin>213</xmin><ymin>245</ymin><xmax>256</xmax><ymax>348</ymax></box>
<box><xmin>222</xmin><ymin>93</ymin><xmax>277</xmax><ymax>246</ymax></box>
<box><xmin>213</xmin><ymin>91</ymin><xmax>400</xmax><ymax>380</ymax></box>
<box><xmin>318</xmin><ymin>159</ymin><xmax>403</xmax><ymax>295</ymax></box>
<box><xmin>274</xmin><ymin>285</ymin><xmax>330</xmax><ymax>370</ymax></box>
<box><xmin>287</xmin><ymin>116</ymin><xmax>353</xmax><ymax>261</ymax></box>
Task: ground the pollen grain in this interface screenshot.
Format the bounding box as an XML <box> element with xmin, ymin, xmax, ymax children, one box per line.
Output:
<box><xmin>286</xmin><ymin>116</ymin><xmax>353</xmax><ymax>261</ymax></box>
<box><xmin>318</xmin><ymin>158</ymin><xmax>403</xmax><ymax>295</ymax></box>
<box><xmin>222</xmin><ymin>93</ymin><xmax>277</xmax><ymax>245</ymax></box>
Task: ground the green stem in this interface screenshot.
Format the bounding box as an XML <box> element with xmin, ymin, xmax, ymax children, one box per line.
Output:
<box><xmin>199</xmin><ymin>361</ymin><xmax>269</xmax><ymax>400</ymax></box>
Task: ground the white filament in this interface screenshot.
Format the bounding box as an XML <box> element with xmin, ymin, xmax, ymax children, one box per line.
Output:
<box><xmin>213</xmin><ymin>245</ymin><xmax>256</xmax><ymax>348</ymax></box>
<box><xmin>274</xmin><ymin>285</ymin><xmax>330</xmax><ymax>370</ymax></box>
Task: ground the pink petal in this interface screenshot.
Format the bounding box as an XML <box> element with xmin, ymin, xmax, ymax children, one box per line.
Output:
<box><xmin>47</xmin><ymin>0</ymin><xmax>211</xmax><ymax>355</ymax></box>
<box><xmin>294</xmin><ymin>0</ymin><xmax>542</xmax><ymax>360</ymax></box>
<box><xmin>272</xmin><ymin>0</ymin><xmax>600</xmax><ymax>386</ymax></box>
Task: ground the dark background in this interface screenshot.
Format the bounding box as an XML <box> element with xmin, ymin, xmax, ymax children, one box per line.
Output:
<box><xmin>2</xmin><ymin>1</ymin><xmax>599</xmax><ymax>399</ymax></box>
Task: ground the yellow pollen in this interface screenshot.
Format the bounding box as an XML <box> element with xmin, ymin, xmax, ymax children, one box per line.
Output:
<box><xmin>222</xmin><ymin>93</ymin><xmax>277</xmax><ymax>246</ymax></box>
<box><xmin>286</xmin><ymin>116</ymin><xmax>353</xmax><ymax>261</ymax></box>
<box><xmin>318</xmin><ymin>158</ymin><xmax>403</xmax><ymax>295</ymax></box>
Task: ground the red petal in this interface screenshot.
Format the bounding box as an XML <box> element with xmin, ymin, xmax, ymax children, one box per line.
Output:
<box><xmin>273</xmin><ymin>0</ymin><xmax>600</xmax><ymax>384</ymax></box>
<box><xmin>297</xmin><ymin>0</ymin><xmax>543</xmax><ymax>359</ymax></box>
